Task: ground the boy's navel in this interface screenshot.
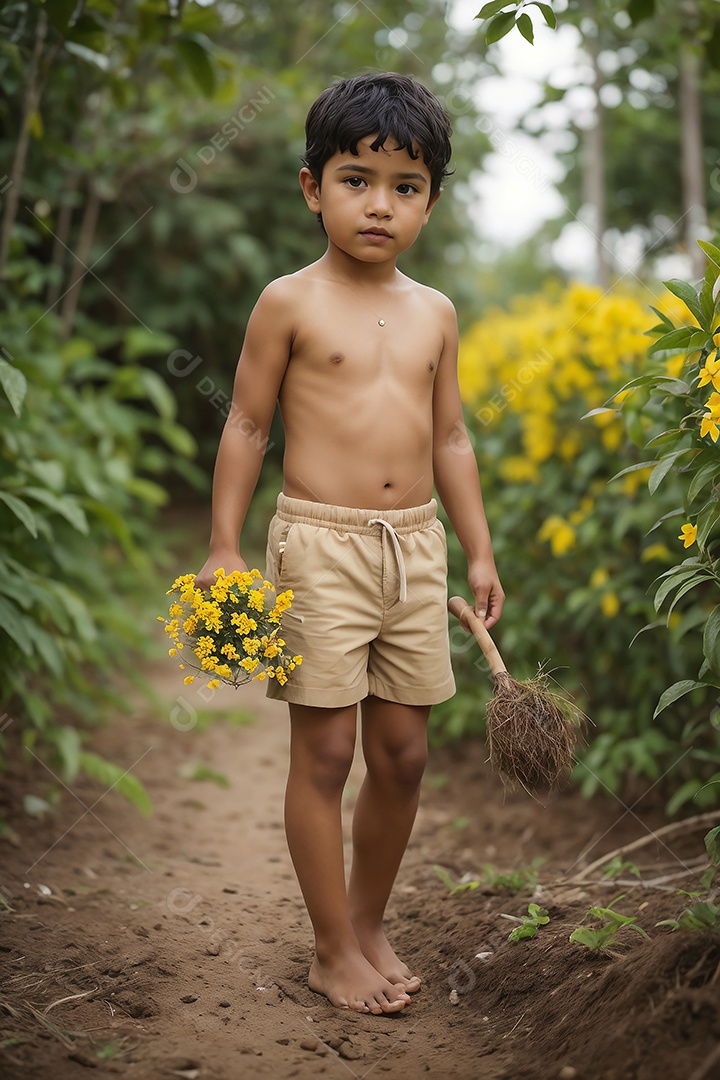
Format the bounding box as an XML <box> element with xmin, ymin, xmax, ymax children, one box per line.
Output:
<box><xmin>330</xmin><ymin>353</ymin><xmax>344</xmax><ymax>365</ymax></box>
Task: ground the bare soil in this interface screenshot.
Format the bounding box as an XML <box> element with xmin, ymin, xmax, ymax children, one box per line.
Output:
<box><xmin>1</xmin><ymin>664</ymin><xmax>719</xmax><ymax>1080</ymax></box>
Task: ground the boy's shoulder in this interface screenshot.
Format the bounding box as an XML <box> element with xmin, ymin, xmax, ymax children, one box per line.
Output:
<box><xmin>398</xmin><ymin>274</ymin><xmax>457</xmax><ymax>328</ymax></box>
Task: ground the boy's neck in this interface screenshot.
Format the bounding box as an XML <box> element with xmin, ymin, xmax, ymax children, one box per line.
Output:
<box><xmin>320</xmin><ymin>242</ymin><xmax>400</xmax><ymax>287</ymax></box>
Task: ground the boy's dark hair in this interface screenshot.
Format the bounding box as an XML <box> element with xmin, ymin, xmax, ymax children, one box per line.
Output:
<box><xmin>303</xmin><ymin>72</ymin><xmax>453</xmax><ymax>199</ymax></box>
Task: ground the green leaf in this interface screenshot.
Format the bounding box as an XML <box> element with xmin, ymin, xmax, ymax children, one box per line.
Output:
<box><xmin>610</xmin><ymin>461</ymin><xmax>656</xmax><ymax>482</ymax></box>
<box><xmin>0</xmin><ymin>492</ymin><xmax>38</xmax><ymax>537</ymax></box>
<box><xmin>687</xmin><ymin>458</ymin><xmax>720</xmax><ymax>503</ymax></box>
<box><xmin>174</xmin><ymin>33</ymin><xmax>216</xmax><ymax>97</ymax></box>
<box><xmin>485</xmin><ymin>10</ymin><xmax>517</xmax><ymax>43</ymax></box>
<box><xmin>0</xmin><ymin>596</ymin><xmax>33</xmax><ymax>655</ymax></box>
<box><xmin>665</xmin><ymin>779</ymin><xmax>703</xmax><ymax>816</ymax></box>
<box><xmin>663</xmin><ymin>279</ymin><xmax>706</xmax><ymax>329</ymax></box>
<box><xmin>79</xmin><ymin>751</ymin><xmax>153</xmax><ymax>817</ymax></box>
<box><xmin>703</xmin><ymin>604</ymin><xmax>720</xmax><ymax>675</ymax></box>
<box><xmin>0</xmin><ymin>359</ymin><xmax>28</xmax><ymax>417</ymax></box>
<box><xmin>648</xmin><ymin>305</ymin><xmax>676</xmax><ymax>330</ymax></box>
<box><xmin>508</xmin><ymin>922</ymin><xmax>537</xmax><ymax>941</ymax></box>
<box><xmin>516</xmin><ymin>12</ymin><xmax>534</xmax><ymax>43</ymax></box>
<box><xmin>627</xmin><ymin>0</ymin><xmax>655</xmax><ymax>24</ymax></box>
<box><xmin>666</xmin><ymin>573</ymin><xmax>714</xmax><ymax>619</ymax></box>
<box><xmin>22</xmin><ymin>487</ymin><xmax>89</xmax><ymax>534</ymax></box>
<box><xmin>698</xmin><ymin>240</ymin><xmax>720</xmax><ymax>270</ymax></box>
<box><xmin>476</xmin><ymin>0</ymin><xmax>511</xmax><ymax>18</ymax></box>
<box><xmin>696</xmin><ymin>501</ymin><xmax>720</xmax><ymax>548</ymax></box>
<box><xmin>648</xmin><ymin>449</ymin><xmax>695</xmax><ymax>495</ymax></box>
<box><xmin>529</xmin><ymin>2</ymin><xmax>557</xmax><ymax>28</ymax></box>
<box><xmin>51</xmin><ymin>725</ymin><xmax>82</xmax><ymax>783</ymax></box>
<box><xmin>653</xmin><ymin>680</ymin><xmax>708</xmax><ymax>719</ymax></box>
<box><xmin>647</xmin><ymin>326</ymin><xmax>695</xmax><ymax>356</ymax></box>
<box><xmin>704</xmin><ymin>826</ymin><xmax>720</xmax><ymax>868</ymax></box>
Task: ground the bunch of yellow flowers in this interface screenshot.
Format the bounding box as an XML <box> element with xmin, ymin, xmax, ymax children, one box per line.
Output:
<box><xmin>158</xmin><ymin>568</ymin><xmax>302</xmax><ymax>689</ymax></box>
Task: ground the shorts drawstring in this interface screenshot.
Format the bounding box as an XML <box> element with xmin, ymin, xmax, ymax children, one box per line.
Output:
<box><xmin>368</xmin><ymin>517</ymin><xmax>407</xmax><ymax>603</ymax></box>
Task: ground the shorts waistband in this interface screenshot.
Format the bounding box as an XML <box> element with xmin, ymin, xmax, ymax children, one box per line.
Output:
<box><xmin>276</xmin><ymin>493</ymin><xmax>437</xmax><ymax>535</ymax></box>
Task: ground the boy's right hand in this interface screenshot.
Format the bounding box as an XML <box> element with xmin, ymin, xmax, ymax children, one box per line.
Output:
<box><xmin>193</xmin><ymin>552</ymin><xmax>249</xmax><ymax>592</ymax></box>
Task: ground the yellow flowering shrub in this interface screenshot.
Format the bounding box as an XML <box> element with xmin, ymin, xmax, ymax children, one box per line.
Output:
<box><xmin>159</xmin><ymin>568</ymin><xmax>302</xmax><ymax>688</ymax></box>
<box><xmin>435</xmin><ymin>281</ymin><xmax>711</xmax><ymax>807</ymax></box>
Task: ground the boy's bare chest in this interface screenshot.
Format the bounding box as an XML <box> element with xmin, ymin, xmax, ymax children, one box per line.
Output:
<box><xmin>290</xmin><ymin>303</ymin><xmax>442</xmax><ymax>384</ymax></box>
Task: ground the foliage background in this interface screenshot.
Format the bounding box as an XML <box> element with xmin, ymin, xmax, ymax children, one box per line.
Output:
<box><xmin>2</xmin><ymin>0</ymin><xmax>720</xmax><ymax>815</ymax></box>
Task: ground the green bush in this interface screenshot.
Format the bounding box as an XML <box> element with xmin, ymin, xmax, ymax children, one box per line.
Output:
<box><xmin>435</xmin><ymin>281</ymin><xmax>717</xmax><ymax>810</ymax></box>
<box><xmin>0</xmin><ymin>297</ymin><xmax>199</xmax><ymax>806</ymax></box>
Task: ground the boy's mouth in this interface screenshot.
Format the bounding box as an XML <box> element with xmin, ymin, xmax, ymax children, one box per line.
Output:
<box><xmin>360</xmin><ymin>228</ymin><xmax>392</xmax><ymax>242</ymax></box>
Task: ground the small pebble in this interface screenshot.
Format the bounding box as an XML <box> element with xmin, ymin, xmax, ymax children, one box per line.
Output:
<box><xmin>449</xmin><ymin>990</ymin><xmax>460</xmax><ymax>1005</ymax></box>
<box><xmin>558</xmin><ymin>1068</ymin><xmax>578</xmax><ymax>1079</ymax></box>
<box><xmin>180</xmin><ymin>994</ymin><xmax>198</xmax><ymax>1003</ymax></box>
<box><xmin>300</xmin><ymin>1037</ymin><xmax>317</xmax><ymax>1051</ymax></box>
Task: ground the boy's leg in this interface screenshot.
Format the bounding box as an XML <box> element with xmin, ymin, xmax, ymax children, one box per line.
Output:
<box><xmin>284</xmin><ymin>702</ymin><xmax>411</xmax><ymax>1014</ymax></box>
<box><xmin>347</xmin><ymin>695</ymin><xmax>430</xmax><ymax>992</ymax></box>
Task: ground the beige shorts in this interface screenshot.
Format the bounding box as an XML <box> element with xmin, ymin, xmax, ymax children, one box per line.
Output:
<box><xmin>264</xmin><ymin>493</ymin><xmax>456</xmax><ymax>709</ymax></box>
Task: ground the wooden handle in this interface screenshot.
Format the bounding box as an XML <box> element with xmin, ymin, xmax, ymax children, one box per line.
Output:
<box><xmin>448</xmin><ymin>595</ymin><xmax>507</xmax><ymax>677</ymax></box>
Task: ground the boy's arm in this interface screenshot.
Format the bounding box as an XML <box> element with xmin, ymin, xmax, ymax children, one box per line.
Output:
<box><xmin>194</xmin><ymin>280</ymin><xmax>295</xmax><ymax>589</ymax></box>
<box><xmin>432</xmin><ymin>297</ymin><xmax>505</xmax><ymax>629</ymax></box>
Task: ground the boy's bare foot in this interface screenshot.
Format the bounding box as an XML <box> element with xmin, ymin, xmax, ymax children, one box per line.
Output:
<box><xmin>308</xmin><ymin>949</ymin><xmax>412</xmax><ymax>1014</ymax></box>
<box><xmin>353</xmin><ymin>926</ymin><xmax>421</xmax><ymax>993</ymax></box>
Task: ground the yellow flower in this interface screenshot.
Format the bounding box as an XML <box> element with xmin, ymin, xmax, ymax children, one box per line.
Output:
<box><xmin>601</xmin><ymin>592</ymin><xmax>620</xmax><ymax>618</ymax></box>
<box><xmin>207</xmin><ymin>679</ymin><xmax>221</xmax><ymax>689</ymax></box>
<box><xmin>699</xmin><ymin>415</ymin><xmax>720</xmax><ymax>442</ymax></box>
<box><xmin>183</xmin><ymin>675</ymin><xmax>195</xmax><ymax>685</ymax></box>
<box><xmin>590</xmin><ymin>567</ymin><xmax>609</xmax><ymax>589</ymax></box>
<box><xmin>678</xmin><ymin>522</ymin><xmax>697</xmax><ymax>548</ymax></box>
<box><xmin>168</xmin><ymin>648</ymin><xmax>177</xmax><ymax>657</ymax></box>
<box><xmin>538</xmin><ymin>515</ymin><xmax>576</xmax><ymax>557</ymax></box>
<box><xmin>157</xmin><ymin>615</ymin><xmax>165</xmax><ymax>622</ymax></box>
<box><xmin>697</xmin><ymin>353</ymin><xmax>720</xmax><ymax>391</ymax></box>
<box><xmin>641</xmin><ymin>543</ymin><xmax>671</xmax><ymax>563</ymax></box>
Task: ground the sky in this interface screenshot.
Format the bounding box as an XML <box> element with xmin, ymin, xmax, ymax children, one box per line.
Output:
<box><xmin>446</xmin><ymin>0</ymin><xmax>619</xmax><ymax>277</ymax></box>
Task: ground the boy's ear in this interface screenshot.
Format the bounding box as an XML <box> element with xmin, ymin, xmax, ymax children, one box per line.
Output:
<box><xmin>299</xmin><ymin>167</ymin><xmax>322</xmax><ymax>214</ymax></box>
<box><xmin>422</xmin><ymin>189</ymin><xmax>441</xmax><ymax>227</ymax></box>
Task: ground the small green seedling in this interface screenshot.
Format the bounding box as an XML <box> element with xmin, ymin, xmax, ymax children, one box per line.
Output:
<box><xmin>657</xmin><ymin>901</ymin><xmax>720</xmax><ymax>933</ymax></box>
<box><xmin>178</xmin><ymin>762</ymin><xmax>230</xmax><ymax>788</ymax></box>
<box><xmin>657</xmin><ymin>825</ymin><xmax>720</xmax><ymax>931</ymax></box>
<box><xmin>481</xmin><ymin>858</ymin><xmax>545</xmax><ymax>894</ymax></box>
<box><xmin>433</xmin><ymin>865</ymin><xmax>480</xmax><ymax>895</ymax></box>
<box><xmin>506</xmin><ymin>903</ymin><xmax>550</xmax><ymax>942</ymax></box>
<box><xmin>600</xmin><ymin>854</ymin><xmax>640</xmax><ymax>880</ymax></box>
<box><xmin>569</xmin><ymin>895</ymin><xmax>649</xmax><ymax>951</ymax></box>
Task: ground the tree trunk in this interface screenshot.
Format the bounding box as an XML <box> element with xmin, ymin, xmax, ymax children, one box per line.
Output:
<box><xmin>678</xmin><ymin>41</ymin><xmax>706</xmax><ymax>281</ymax></box>
<box><xmin>46</xmin><ymin>174</ymin><xmax>80</xmax><ymax>309</ymax></box>
<box><xmin>582</xmin><ymin>27</ymin><xmax>609</xmax><ymax>288</ymax></box>
<box><xmin>0</xmin><ymin>10</ymin><xmax>47</xmax><ymax>279</ymax></box>
<box><xmin>59</xmin><ymin>185</ymin><xmax>102</xmax><ymax>340</ymax></box>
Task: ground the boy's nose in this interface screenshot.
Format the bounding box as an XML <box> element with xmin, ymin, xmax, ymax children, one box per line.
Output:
<box><xmin>365</xmin><ymin>191</ymin><xmax>393</xmax><ymax>218</ymax></box>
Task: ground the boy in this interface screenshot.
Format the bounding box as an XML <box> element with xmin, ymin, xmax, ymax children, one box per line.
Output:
<box><xmin>194</xmin><ymin>73</ymin><xmax>504</xmax><ymax>1015</ymax></box>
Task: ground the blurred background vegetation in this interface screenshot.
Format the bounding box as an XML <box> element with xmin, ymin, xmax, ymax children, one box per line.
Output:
<box><xmin>2</xmin><ymin>0</ymin><xmax>720</xmax><ymax>816</ymax></box>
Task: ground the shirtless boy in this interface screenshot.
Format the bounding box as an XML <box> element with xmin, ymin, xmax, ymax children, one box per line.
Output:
<box><xmin>194</xmin><ymin>73</ymin><xmax>504</xmax><ymax>1016</ymax></box>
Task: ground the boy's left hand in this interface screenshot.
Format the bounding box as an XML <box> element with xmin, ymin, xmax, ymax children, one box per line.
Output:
<box><xmin>467</xmin><ymin>557</ymin><xmax>505</xmax><ymax>630</ymax></box>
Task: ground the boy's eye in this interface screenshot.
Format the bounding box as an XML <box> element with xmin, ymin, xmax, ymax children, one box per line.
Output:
<box><xmin>344</xmin><ymin>176</ymin><xmax>366</xmax><ymax>188</ymax></box>
<box><xmin>397</xmin><ymin>183</ymin><xmax>418</xmax><ymax>195</ymax></box>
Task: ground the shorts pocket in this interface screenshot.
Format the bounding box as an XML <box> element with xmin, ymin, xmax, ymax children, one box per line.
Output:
<box><xmin>276</xmin><ymin>521</ymin><xmax>296</xmax><ymax>583</ymax></box>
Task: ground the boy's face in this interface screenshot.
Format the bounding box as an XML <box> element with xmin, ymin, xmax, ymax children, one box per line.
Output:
<box><xmin>299</xmin><ymin>135</ymin><xmax>440</xmax><ymax>264</ymax></box>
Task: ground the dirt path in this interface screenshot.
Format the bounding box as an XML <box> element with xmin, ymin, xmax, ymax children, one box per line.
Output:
<box><xmin>1</xmin><ymin>662</ymin><xmax>719</xmax><ymax>1080</ymax></box>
